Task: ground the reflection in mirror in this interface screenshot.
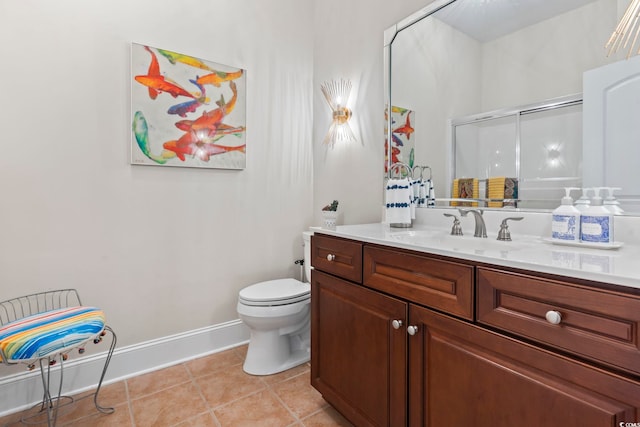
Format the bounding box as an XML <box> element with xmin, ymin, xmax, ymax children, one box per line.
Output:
<box><xmin>452</xmin><ymin>96</ymin><xmax>583</xmax><ymax>209</ymax></box>
<box><xmin>384</xmin><ymin>0</ymin><xmax>640</xmax><ymax>213</ymax></box>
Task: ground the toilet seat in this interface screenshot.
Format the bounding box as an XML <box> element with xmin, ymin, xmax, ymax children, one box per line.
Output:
<box><xmin>239</xmin><ymin>278</ymin><xmax>310</xmax><ymax>307</ymax></box>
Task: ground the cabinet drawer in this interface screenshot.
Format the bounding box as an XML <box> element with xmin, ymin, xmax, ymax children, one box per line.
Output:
<box><xmin>477</xmin><ymin>267</ymin><xmax>640</xmax><ymax>377</ymax></box>
<box><xmin>363</xmin><ymin>246</ymin><xmax>474</xmax><ymax>320</ymax></box>
<box><xmin>311</xmin><ymin>235</ymin><xmax>362</xmax><ymax>283</ymax></box>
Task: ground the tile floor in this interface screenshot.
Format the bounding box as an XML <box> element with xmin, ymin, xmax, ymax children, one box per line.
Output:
<box><xmin>0</xmin><ymin>345</ymin><xmax>353</xmax><ymax>427</ymax></box>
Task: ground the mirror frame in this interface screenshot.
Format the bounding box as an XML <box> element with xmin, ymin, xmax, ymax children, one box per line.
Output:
<box><xmin>384</xmin><ymin>0</ymin><xmax>454</xmax><ymax>180</ymax></box>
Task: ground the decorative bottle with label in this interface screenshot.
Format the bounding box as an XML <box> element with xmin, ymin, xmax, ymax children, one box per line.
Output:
<box><xmin>551</xmin><ymin>187</ymin><xmax>580</xmax><ymax>242</ymax></box>
<box><xmin>580</xmin><ymin>187</ymin><xmax>613</xmax><ymax>244</ymax></box>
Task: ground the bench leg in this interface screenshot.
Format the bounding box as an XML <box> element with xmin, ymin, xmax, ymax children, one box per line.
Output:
<box><xmin>92</xmin><ymin>325</ymin><xmax>117</xmax><ymax>414</ymax></box>
<box><xmin>21</xmin><ymin>325</ymin><xmax>117</xmax><ymax>426</ymax></box>
<box><xmin>34</xmin><ymin>355</ymin><xmax>67</xmax><ymax>427</ymax></box>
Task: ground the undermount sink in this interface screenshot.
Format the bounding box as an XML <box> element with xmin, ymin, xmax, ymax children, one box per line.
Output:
<box><xmin>389</xmin><ymin>229</ymin><xmax>534</xmax><ymax>254</ymax></box>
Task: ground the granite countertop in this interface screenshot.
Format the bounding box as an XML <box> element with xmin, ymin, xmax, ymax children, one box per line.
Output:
<box><xmin>312</xmin><ymin>223</ymin><xmax>640</xmax><ymax>290</ymax></box>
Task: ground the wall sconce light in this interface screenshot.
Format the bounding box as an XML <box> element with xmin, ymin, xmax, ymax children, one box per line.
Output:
<box><xmin>606</xmin><ymin>0</ymin><xmax>640</xmax><ymax>58</ymax></box>
<box><xmin>320</xmin><ymin>79</ymin><xmax>356</xmax><ymax>146</ymax></box>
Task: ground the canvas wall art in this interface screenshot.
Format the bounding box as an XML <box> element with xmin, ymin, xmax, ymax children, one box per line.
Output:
<box><xmin>131</xmin><ymin>43</ymin><xmax>246</xmax><ymax>169</ymax></box>
<box><xmin>384</xmin><ymin>105</ymin><xmax>415</xmax><ymax>175</ymax></box>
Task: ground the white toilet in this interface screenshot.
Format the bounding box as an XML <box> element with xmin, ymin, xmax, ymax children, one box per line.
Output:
<box><xmin>237</xmin><ymin>231</ymin><xmax>312</xmax><ymax>375</ymax></box>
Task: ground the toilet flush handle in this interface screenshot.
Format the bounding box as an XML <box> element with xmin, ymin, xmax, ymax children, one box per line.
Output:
<box><xmin>326</xmin><ymin>254</ymin><xmax>336</xmax><ymax>261</ymax></box>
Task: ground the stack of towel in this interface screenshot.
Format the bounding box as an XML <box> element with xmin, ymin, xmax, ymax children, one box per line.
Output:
<box><xmin>487</xmin><ymin>177</ymin><xmax>518</xmax><ymax>208</ymax></box>
<box><xmin>426</xmin><ymin>178</ymin><xmax>436</xmax><ymax>207</ymax></box>
<box><xmin>386</xmin><ymin>178</ymin><xmax>414</xmax><ymax>224</ymax></box>
<box><xmin>487</xmin><ymin>177</ymin><xmax>507</xmax><ymax>207</ymax></box>
<box><xmin>451</xmin><ymin>178</ymin><xmax>478</xmax><ymax>207</ymax></box>
<box><xmin>411</xmin><ymin>178</ymin><xmax>436</xmax><ymax>208</ymax></box>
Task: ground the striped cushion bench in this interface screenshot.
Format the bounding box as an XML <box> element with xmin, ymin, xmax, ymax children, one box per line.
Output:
<box><xmin>0</xmin><ymin>306</ymin><xmax>106</xmax><ymax>364</ymax></box>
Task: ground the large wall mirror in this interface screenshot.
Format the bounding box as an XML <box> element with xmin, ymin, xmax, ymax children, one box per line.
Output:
<box><xmin>384</xmin><ymin>0</ymin><xmax>640</xmax><ymax>214</ymax></box>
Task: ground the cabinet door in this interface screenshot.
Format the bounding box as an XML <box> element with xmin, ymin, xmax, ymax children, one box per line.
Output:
<box><xmin>408</xmin><ymin>304</ymin><xmax>640</xmax><ymax>427</ymax></box>
<box><xmin>311</xmin><ymin>270</ymin><xmax>407</xmax><ymax>427</ymax></box>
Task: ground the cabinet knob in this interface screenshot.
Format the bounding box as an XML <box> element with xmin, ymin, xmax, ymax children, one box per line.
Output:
<box><xmin>391</xmin><ymin>319</ymin><xmax>403</xmax><ymax>330</ymax></box>
<box><xmin>545</xmin><ymin>310</ymin><xmax>562</xmax><ymax>325</ymax></box>
<box><xmin>326</xmin><ymin>254</ymin><xmax>335</xmax><ymax>261</ymax></box>
<box><xmin>407</xmin><ymin>325</ymin><xmax>419</xmax><ymax>336</ymax></box>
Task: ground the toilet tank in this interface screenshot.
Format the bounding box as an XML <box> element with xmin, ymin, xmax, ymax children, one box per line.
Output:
<box><xmin>302</xmin><ymin>231</ymin><xmax>313</xmax><ymax>283</ymax></box>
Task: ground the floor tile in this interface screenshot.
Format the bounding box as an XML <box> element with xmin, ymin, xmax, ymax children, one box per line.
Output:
<box><xmin>261</xmin><ymin>363</ymin><xmax>310</xmax><ymax>387</ymax></box>
<box><xmin>272</xmin><ymin>372</ymin><xmax>327</xmax><ymax>419</ymax></box>
<box><xmin>195</xmin><ymin>363</ymin><xmax>266</xmax><ymax>408</ymax></box>
<box><xmin>0</xmin><ymin>345</ymin><xmax>352</xmax><ymax>427</ymax></box>
<box><xmin>301</xmin><ymin>406</ymin><xmax>354</xmax><ymax>427</ymax></box>
<box><xmin>185</xmin><ymin>348</ymin><xmax>245</xmax><ymax>380</ymax></box>
<box><xmin>172</xmin><ymin>410</ymin><xmax>218</xmax><ymax>426</ymax></box>
<box><xmin>127</xmin><ymin>364</ymin><xmax>191</xmax><ymax>399</ymax></box>
<box><xmin>214</xmin><ymin>389</ymin><xmax>296</xmax><ymax>427</ymax></box>
<box><xmin>61</xmin><ymin>402</ymin><xmax>132</xmax><ymax>427</ymax></box>
<box><xmin>55</xmin><ymin>380</ymin><xmax>128</xmax><ymax>424</ymax></box>
<box><xmin>130</xmin><ymin>381</ymin><xmax>208</xmax><ymax>427</ymax></box>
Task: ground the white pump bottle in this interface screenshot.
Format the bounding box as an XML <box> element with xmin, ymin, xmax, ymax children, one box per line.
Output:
<box><xmin>551</xmin><ymin>187</ymin><xmax>580</xmax><ymax>242</ymax></box>
<box><xmin>580</xmin><ymin>187</ymin><xmax>613</xmax><ymax>244</ymax></box>
<box><xmin>603</xmin><ymin>187</ymin><xmax>624</xmax><ymax>215</ymax></box>
<box><xmin>575</xmin><ymin>188</ymin><xmax>591</xmax><ymax>212</ymax></box>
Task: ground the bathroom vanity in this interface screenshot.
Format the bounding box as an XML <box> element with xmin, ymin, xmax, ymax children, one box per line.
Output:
<box><xmin>310</xmin><ymin>224</ymin><xmax>640</xmax><ymax>426</ymax></box>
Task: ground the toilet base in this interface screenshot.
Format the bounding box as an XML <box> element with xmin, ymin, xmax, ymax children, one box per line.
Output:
<box><xmin>242</xmin><ymin>329</ymin><xmax>310</xmax><ymax>376</ymax></box>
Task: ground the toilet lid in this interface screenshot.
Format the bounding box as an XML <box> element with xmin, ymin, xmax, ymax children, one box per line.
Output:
<box><xmin>239</xmin><ymin>278</ymin><xmax>310</xmax><ymax>306</ymax></box>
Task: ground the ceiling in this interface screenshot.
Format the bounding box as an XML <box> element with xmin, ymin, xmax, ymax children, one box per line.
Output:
<box><xmin>435</xmin><ymin>0</ymin><xmax>601</xmax><ymax>42</ymax></box>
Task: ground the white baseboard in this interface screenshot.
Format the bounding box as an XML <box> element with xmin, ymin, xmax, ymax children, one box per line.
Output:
<box><xmin>0</xmin><ymin>319</ymin><xmax>250</xmax><ymax>417</ymax></box>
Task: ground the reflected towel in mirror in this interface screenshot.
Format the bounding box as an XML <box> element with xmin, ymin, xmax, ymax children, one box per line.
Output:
<box><xmin>451</xmin><ymin>178</ymin><xmax>478</xmax><ymax>207</ymax></box>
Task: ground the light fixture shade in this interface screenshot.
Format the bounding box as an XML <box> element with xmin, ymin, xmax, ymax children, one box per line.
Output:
<box><xmin>606</xmin><ymin>0</ymin><xmax>640</xmax><ymax>58</ymax></box>
<box><xmin>320</xmin><ymin>79</ymin><xmax>356</xmax><ymax>146</ymax></box>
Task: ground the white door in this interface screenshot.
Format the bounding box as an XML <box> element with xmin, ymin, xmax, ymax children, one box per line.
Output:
<box><xmin>583</xmin><ymin>55</ymin><xmax>640</xmax><ymax>211</ymax></box>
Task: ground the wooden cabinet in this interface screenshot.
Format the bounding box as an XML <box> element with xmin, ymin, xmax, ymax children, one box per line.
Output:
<box><xmin>364</xmin><ymin>245</ymin><xmax>474</xmax><ymax>320</ymax></box>
<box><xmin>311</xmin><ymin>234</ymin><xmax>362</xmax><ymax>283</ymax></box>
<box><xmin>311</xmin><ymin>234</ymin><xmax>640</xmax><ymax>426</ymax></box>
<box><xmin>409</xmin><ymin>304</ymin><xmax>640</xmax><ymax>427</ymax></box>
<box><xmin>477</xmin><ymin>267</ymin><xmax>640</xmax><ymax>377</ymax></box>
<box><xmin>311</xmin><ymin>270</ymin><xmax>407</xmax><ymax>426</ymax></box>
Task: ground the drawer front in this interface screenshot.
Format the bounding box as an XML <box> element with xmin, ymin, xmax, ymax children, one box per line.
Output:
<box><xmin>363</xmin><ymin>245</ymin><xmax>474</xmax><ymax>320</ymax></box>
<box><xmin>311</xmin><ymin>235</ymin><xmax>362</xmax><ymax>283</ymax></box>
<box><xmin>477</xmin><ymin>267</ymin><xmax>640</xmax><ymax>377</ymax></box>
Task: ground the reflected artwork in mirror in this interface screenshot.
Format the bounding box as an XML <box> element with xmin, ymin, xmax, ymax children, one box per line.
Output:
<box><xmin>384</xmin><ymin>0</ymin><xmax>640</xmax><ymax>214</ymax></box>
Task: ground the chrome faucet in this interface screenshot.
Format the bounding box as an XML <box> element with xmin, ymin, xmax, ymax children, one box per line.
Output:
<box><xmin>458</xmin><ymin>209</ymin><xmax>487</xmax><ymax>238</ymax></box>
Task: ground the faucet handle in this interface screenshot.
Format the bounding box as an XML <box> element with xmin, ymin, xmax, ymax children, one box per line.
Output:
<box><xmin>497</xmin><ymin>217</ymin><xmax>524</xmax><ymax>241</ymax></box>
<box><xmin>443</xmin><ymin>213</ymin><xmax>463</xmax><ymax>236</ymax></box>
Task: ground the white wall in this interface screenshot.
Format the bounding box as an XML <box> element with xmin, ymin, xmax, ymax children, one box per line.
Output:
<box><xmin>0</xmin><ymin>0</ymin><xmax>313</xmax><ymax>364</ymax></box>
<box><xmin>312</xmin><ymin>0</ymin><xmax>434</xmax><ymax>225</ymax></box>
<box><xmin>481</xmin><ymin>0</ymin><xmax>620</xmax><ymax>111</ymax></box>
<box><xmin>0</xmin><ymin>0</ymin><xmax>436</xmax><ymax>397</ymax></box>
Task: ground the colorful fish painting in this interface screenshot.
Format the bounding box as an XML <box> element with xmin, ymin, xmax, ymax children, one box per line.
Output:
<box><xmin>130</xmin><ymin>43</ymin><xmax>246</xmax><ymax>169</ymax></box>
<box><xmin>384</xmin><ymin>106</ymin><xmax>415</xmax><ymax>173</ymax></box>
<box><xmin>157</xmin><ymin>49</ymin><xmax>214</xmax><ymax>71</ymax></box>
<box><xmin>196</xmin><ymin>70</ymin><xmax>244</xmax><ymax>88</ymax></box>
<box><xmin>132</xmin><ymin>111</ymin><xmax>170</xmax><ymax>164</ymax></box>
<box><xmin>167</xmin><ymin>79</ymin><xmax>209</xmax><ymax>117</ymax></box>
<box><xmin>143</xmin><ymin>46</ymin><xmax>161</xmax><ymax>100</ymax></box>
<box><xmin>393</xmin><ymin>112</ymin><xmax>414</xmax><ymax>140</ymax></box>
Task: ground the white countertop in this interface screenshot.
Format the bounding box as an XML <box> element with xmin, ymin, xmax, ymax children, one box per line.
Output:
<box><xmin>313</xmin><ymin>223</ymin><xmax>640</xmax><ymax>290</ymax></box>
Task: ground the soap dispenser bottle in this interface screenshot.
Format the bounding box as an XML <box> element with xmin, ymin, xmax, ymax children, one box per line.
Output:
<box><xmin>580</xmin><ymin>187</ymin><xmax>613</xmax><ymax>244</ymax></box>
<box><xmin>551</xmin><ymin>187</ymin><xmax>580</xmax><ymax>242</ymax></box>
<box><xmin>575</xmin><ymin>188</ymin><xmax>591</xmax><ymax>212</ymax></box>
<box><xmin>603</xmin><ymin>187</ymin><xmax>624</xmax><ymax>215</ymax></box>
